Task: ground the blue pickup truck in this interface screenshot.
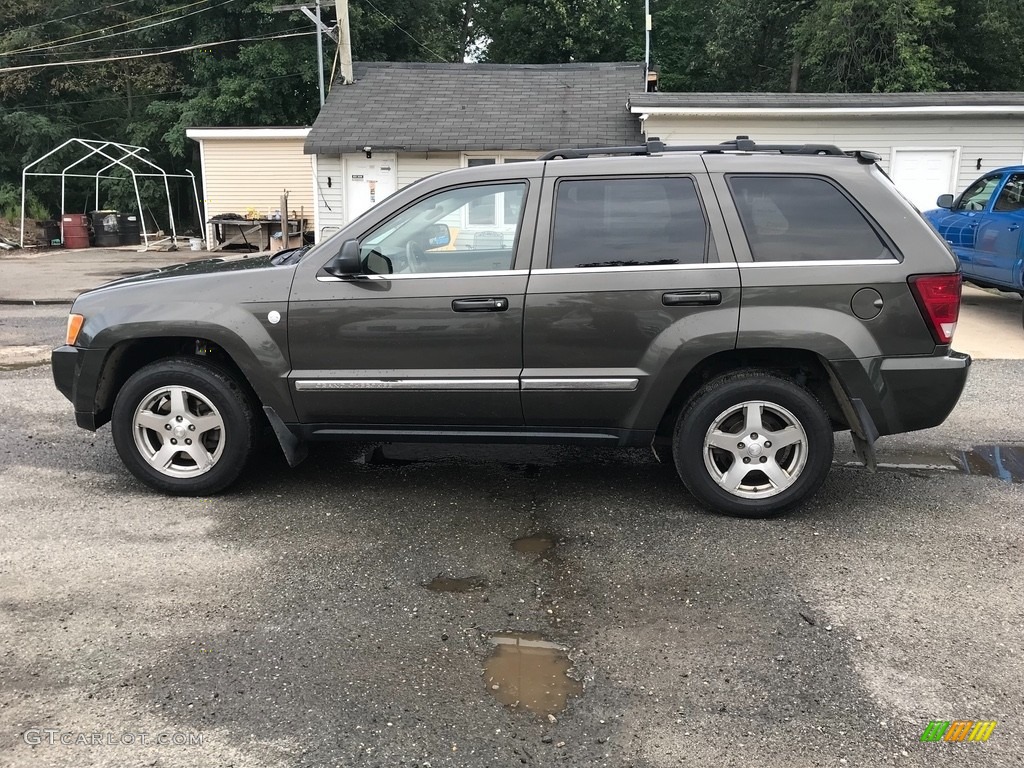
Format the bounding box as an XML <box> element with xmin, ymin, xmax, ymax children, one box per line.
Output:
<box><xmin>924</xmin><ymin>166</ymin><xmax>1024</xmax><ymax>326</ymax></box>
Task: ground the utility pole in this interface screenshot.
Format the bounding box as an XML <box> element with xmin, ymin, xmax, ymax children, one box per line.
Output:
<box><xmin>273</xmin><ymin>0</ymin><xmax>343</xmax><ymax>106</ymax></box>
<box><xmin>337</xmin><ymin>0</ymin><xmax>352</xmax><ymax>84</ymax></box>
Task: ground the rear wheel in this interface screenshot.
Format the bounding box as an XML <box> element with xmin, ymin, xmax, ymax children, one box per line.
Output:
<box><xmin>111</xmin><ymin>357</ymin><xmax>258</xmax><ymax>495</ymax></box>
<box><xmin>673</xmin><ymin>371</ymin><xmax>833</xmax><ymax>518</ymax></box>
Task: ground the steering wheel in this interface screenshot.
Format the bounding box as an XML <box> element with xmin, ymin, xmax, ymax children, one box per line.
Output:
<box><xmin>966</xmin><ymin>200</ymin><xmax>984</xmax><ymax>211</ymax></box>
<box><xmin>406</xmin><ymin>240</ymin><xmax>425</xmax><ymax>272</ymax></box>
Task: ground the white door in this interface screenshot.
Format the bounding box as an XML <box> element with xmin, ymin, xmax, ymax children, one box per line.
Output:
<box><xmin>889</xmin><ymin>148</ymin><xmax>958</xmax><ymax>211</ymax></box>
<box><xmin>344</xmin><ymin>153</ymin><xmax>397</xmax><ymax>223</ymax></box>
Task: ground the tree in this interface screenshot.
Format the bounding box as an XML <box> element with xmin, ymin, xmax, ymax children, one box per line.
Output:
<box><xmin>475</xmin><ymin>0</ymin><xmax>643</xmax><ymax>63</ymax></box>
<box><xmin>794</xmin><ymin>0</ymin><xmax>955</xmax><ymax>91</ymax></box>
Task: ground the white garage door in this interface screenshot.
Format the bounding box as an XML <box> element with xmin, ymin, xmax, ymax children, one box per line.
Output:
<box><xmin>889</xmin><ymin>148</ymin><xmax>958</xmax><ymax>211</ymax></box>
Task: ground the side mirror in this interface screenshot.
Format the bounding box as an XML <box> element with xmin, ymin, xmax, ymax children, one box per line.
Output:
<box><xmin>936</xmin><ymin>194</ymin><xmax>955</xmax><ymax>209</ymax></box>
<box><xmin>323</xmin><ymin>238</ymin><xmax>361</xmax><ymax>277</ymax></box>
<box><xmin>426</xmin><ymin>223</ymin><xmax>451</xmax><ymax>249</ymax></box>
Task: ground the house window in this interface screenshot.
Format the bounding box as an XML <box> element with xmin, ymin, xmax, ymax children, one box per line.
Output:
<box><xmin>460</xmin><ymin>154</ymin><xmax>534</xmax><ymax>237</ymax></box>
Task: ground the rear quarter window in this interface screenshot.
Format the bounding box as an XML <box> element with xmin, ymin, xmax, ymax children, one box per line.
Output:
<box><xmin>728</xmin><ymin>175</ymin><xmax>894</xmax><ymax>262</ymax></box>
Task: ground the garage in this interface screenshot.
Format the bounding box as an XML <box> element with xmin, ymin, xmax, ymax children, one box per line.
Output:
<box><xmin>627</xmin><ymin>92</ymin><xmax>1024</xmax><ymax>210</ymax></box>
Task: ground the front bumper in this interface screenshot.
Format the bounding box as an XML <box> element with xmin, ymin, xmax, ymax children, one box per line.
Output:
<box><xmin>52</xmin><ymin>345</ymin><xmax>108</xmax><ymax>430</ymax></box>
<box><xmin>832</xmin><ymin>351</ymin><xmax>972</xmax><ymax>436</ymax></box>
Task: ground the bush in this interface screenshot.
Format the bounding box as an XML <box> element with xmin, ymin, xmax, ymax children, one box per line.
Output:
<box><xmin>0</xmin><ymin>184</ymin><xmax>49</xmax><ymax>222</ymax></box>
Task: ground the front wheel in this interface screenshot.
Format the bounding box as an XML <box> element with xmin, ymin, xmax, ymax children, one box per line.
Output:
<box><xmin>673</xmin><ymin>371</ymin><xmax>834</xmax><ymax>518</ymax></box>
<box><xmin>111</xmin><ymin>358</ymin><xmax>258</xmax><ymax>495</ymax></box>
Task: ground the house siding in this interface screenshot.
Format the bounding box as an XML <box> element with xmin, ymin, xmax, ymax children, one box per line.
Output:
<box><xmin>642</xmin><ymin>115</ymin><xmax>1024</xmax><ymax>195</ymax></box>
<box><xmin>315</xmin><ymin>154</ymin><xmax>345</xmax><ymax>239</ymax></box>
<box><xmin>200</xmin><ymin>137</ymin><xmax>314</xmax><ymax>242</ymax></box>
<box><xmin>397</xmin><ymin>152</ymin><xmax>460</xmax><ymax>189</ymax></box>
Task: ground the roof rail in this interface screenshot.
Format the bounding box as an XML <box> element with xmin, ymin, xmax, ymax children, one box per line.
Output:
<box><xmin>538</xmin><ymin>136</ymin><xmax>878</xmax><ymax>162</ymax></box>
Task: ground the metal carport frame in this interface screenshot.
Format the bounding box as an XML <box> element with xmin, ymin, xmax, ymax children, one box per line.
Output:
<box><xmin>20</xmin><ymin>138</ymin><xmax>204</xmax><ymax>250</ymax></box>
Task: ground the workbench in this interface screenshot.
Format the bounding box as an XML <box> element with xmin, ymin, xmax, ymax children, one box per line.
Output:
<box><xmin>208</xmin><ymin>217</ymin><xmax>307</xmax><ymax>252</ymax></box>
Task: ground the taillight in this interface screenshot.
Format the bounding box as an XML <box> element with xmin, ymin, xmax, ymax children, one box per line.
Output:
<box><xmin>909</xmin><ymin>273</ymin><xmax>962</xmax><ymax>345</ymax></box>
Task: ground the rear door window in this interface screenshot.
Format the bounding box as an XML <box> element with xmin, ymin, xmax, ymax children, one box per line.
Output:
<box><xmin>549</xmin><ymin>177</ymin><xmax>712</xmax><ymax>269</ymax></box>
<box><xmin>728</xmin><ymin>175</ymin><xmax>894</xmax><ymax>262</ymax></box>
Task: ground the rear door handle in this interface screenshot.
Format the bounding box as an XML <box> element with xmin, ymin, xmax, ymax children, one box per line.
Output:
<box><xmin>452</xmin><ymin>297</ymin><xmax>509</xmax><ymax>312</ymax></box>
<box><xmin>662</xmin><ymin>290</ymin><xmax>722</xmax><ymax>307</ymax></box>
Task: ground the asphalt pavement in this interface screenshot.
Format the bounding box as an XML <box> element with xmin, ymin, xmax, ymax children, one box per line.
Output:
<box><xmin>1</xmin><ymin>246</ymin><xmax>1023</xmax><ymax>766</ymax></box>
<box><xmin>1</xmin><ymin>358</ymin><xmax>1022</xmax><ymax>768</ymax></box>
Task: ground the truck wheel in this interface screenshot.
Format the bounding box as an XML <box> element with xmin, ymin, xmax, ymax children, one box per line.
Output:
<box><xmin>111</xmin><ymin>357</ymin><xmax>257</xmax><ymax>495</ymax></box>
<box><xmin>673</xmin><ymin>371</ymin><xmax>833</xmax><ymax>518</ymax></box>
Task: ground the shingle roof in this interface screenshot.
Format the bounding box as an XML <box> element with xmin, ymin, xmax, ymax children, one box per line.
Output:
<box><xmin>628</xmin><ymin>91</ymin><xmax>1024</xmax><ymax>110</ymax></box>
<box><xmin>305</xmin><ymin>62</ymin><xmax>645</xmax><ymax>154</ymax></box>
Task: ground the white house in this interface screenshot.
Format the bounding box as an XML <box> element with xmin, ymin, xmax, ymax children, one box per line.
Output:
<box><xmin>186</xmin><ymin>127</ymin><xmax>314</xmax><ymax>247</ymax></box>
<box><xmin>303</xmin><ymin>61</ymin><xmax>645</xmax><ymax>240</ymax></box>
<box><xmin>627</xmin><ymin>91</ymin><xmax>1024</xmax><ymax>210</ymax></box>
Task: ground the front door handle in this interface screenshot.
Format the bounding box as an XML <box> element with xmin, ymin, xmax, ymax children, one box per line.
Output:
<box><xmin>662</xmin><ymin>290</ymin><xmax>722</xmax><ymax>307</ymax></box>
<box><xmin>452</xmin><ymin>297</ymin><xmax>509</xmax><ymax>312</ymax></box>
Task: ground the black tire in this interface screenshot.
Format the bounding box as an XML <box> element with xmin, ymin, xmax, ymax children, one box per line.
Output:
<box><xmin>673</xmin><ymin>370</ymin><xmax>833</xmax><ymax>518</ymax></box>
<box><xmin>111</xmin><ymin>357</ymin><xmax>258</xmax><ymax>495</ymax></box>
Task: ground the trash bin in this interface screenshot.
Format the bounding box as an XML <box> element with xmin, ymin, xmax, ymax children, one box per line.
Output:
<box><xmin>39</xmin><ymin>220</ymin><xmax>61</xmax><ymax>245</ymax></box>
<box><xmin>91</xmin><ymin>210</ymin><xmax>120</xmax><ymax>247</ymax></box>
<box><xmin>61</xmin><ymin>214</ymin><xmax>90</xmax><ymax>249</ymax></box>
<box><xmin>117</xmin><ymin>213</ymin><xmax>141</xmax><ymax>245</ymax></box>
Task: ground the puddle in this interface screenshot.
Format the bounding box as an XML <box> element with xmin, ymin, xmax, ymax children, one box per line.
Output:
<box><xmin>512</xmin><ymin>532</ymin><xmax>556</xmax><ymax>555</ymax></box>
<box><xmin>954</xmin><ymin>445</ymin><xmax>1024</xmax><ymax>483</ymax></box>
<box><xmin>424</xmin><ymin>575</ymin><xmax>487</xmax><ymax>593</ymax></box>
<box><xmin>484</xmin><ymin>632</ymin><xmax>582</xmax><ymax>715</ymax></box>
<box><xmin>840</xmin><ymin>445</ymin><xmax>1024</xmax><ymax>484</ymax></box>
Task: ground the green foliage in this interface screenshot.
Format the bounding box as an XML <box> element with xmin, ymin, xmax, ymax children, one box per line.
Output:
<box><xmin>794</xmin><ymin>0</ymin><xmax>956</xmax><ymax>91</ymax></box>
<box><xmin>475</xmin><ymin>0</ymin><xmax>643</xmax><ymax>63</ymax></box>
<box><xmin>0</xmin><ymin>183</ymin><xmax>48</xmax><ymax>221</ymax></box>
<box><xmin>1</xmin><ymin>0</ymin><xmax>1023</xmax><ymax>229</ymax></box>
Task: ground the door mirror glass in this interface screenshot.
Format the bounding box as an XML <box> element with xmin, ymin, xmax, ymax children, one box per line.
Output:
<box><xmin>936</xmin><ymin>194</ymin><xmax>954</xmax><ymax>209</ymax></box>
<box><xmin>323</xmin><ymin>238</ymin><xmax>361</xmax><ymax>277</ymax></box>
<box><xmin>426</xmin><ymin>223</ymin><xmax>451</xmax><ymax>249</ymax></box>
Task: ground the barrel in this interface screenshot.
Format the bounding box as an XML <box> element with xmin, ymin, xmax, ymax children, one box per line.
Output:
<box><xmin>61</xmin><ymin>214</ymin><xmax>90</xmax><ymax>249</ymax></box>
<box><xmin>117</xmin><ymin>213</ymin><xmax>141</xmax><ymax>245</ymax></box>
<box><xmin>91</xmin><ymin>210</ymin><xmax>120</xmax><ymax>247</ymax></box>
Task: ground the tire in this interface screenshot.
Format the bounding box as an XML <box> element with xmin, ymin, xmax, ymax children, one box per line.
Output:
<box><xmin>672</xmin><ymin>370</ymin><xmax>833</xmax><ymax>518</ymax></box>
<box><xmin>111</xmin><ymin>357</ymin><xmax>258</xmax><ymax>495</ymax></box>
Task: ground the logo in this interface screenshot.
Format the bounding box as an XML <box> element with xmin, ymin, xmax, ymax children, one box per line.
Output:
<box><xmin>920</xmin><ymin>720</ymin><xmax>997</xmax><ymax>742</ymax></box>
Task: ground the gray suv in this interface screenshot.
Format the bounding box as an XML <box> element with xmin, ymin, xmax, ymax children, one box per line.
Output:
<box><xmin>52</xmin><ymin>137</ymin><xmax>970</xmax><ymax>517</ymax></box>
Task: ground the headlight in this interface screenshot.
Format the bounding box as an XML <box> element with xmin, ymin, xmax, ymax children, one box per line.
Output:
<box><xmin>65</xmin><ymin>314</ymin><xmax>84</xmax><ymax>345</ymax></box>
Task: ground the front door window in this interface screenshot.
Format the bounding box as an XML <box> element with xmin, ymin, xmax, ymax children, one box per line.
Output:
<box><xmin>359</xmin><ymin>183</ymin><xmax>527</xmax><ymax>274</ymax></box>
<box><xmin>957</xmin><ymin>175</ymin><xmax>1002</xmax><ymax>211</ymax></box>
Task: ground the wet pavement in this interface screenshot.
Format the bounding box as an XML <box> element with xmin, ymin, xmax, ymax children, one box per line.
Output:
<box><xmin>1</xmin><ymin>293</ymin><xmax>1023</xmax><ymax>767</ymax></box>
<box><xmin>2</xmin><ymin>360</ymin><xmax>1022</xmax><ymax>767</ymax></box>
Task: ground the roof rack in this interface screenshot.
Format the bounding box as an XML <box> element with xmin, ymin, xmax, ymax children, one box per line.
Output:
<box><xmin>538</xmin><ymin>136</ymin><xmax>880</xmax><ymax>164</ymax></box>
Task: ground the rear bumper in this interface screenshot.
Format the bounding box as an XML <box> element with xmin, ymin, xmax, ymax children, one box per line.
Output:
<box><xmin>51</xmin><ymin>345</ymin><xmax>107</xmax><ymax>431</ymax></box>
<box><xmin>833</xmin><ymin>351</ymin><xmax>971</xmax><ymax>436</ymax></box>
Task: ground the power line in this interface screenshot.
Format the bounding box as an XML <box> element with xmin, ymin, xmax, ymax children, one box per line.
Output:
<box><xmin>0</xmin><ymin>30</ymin><xmax>315</xmax><ymax>73</ymax></box>
<box><xmin>3</xmin><ymin>0</ymin><xmax>225</xmax><ymax>57</ymax></box>
<box><xmin>356</xmin><ymin>0</ymin><xmax>573</xmax><ymax>88</ymax></box>
<box><xmin>358</xmin><ymin>0</ymin><xmax>451</xmax><ymax>64</ymax></box>
<box><xmin>8</xmin><ymin>71</ymin><xmax>308</xmax><ymax>111</ymax></box>
<box><xmin>12</xmin><ymin>1</ymin><xmax>141</xmax><ymax>33</ymax></box>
